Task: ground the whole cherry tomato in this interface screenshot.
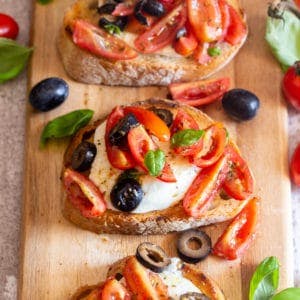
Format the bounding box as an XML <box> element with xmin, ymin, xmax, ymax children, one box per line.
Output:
<box><xmin>282</xmin><ymin>61</ymin><xmax>300</xmax><ymax>110</ymax></box>
<box><xmin>290</xmin><ymin>143</ymin><xmax>300</xmax><ymax>186</ymax></box>
<box><xmin>0</xmin><ymin>13</ymin><xmax>19</xmax><ymax>39</ymax></box>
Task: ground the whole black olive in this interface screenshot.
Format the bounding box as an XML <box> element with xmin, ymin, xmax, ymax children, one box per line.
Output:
<box><xmin>71</xmin><ymin>141</ymin><xmax>97</xmax><ymax>172</ymax></box>
<box><xmin>29</xmin><ymin>77</ymin><xmax>69</xmax><ymax>112</ymax></box>
<box><xmin>134</xmin><ymin>0</ymin><xmax>148</xmax><ymax>25</ymax></box>
<box><xmin>176</xmin><ymin>27</ymin><xmax>187</xmax><ymax>40</ymax></box>
<box><xmin>143</xmin><ymin>0</ymin><xmax>165</xmax><ymax>17</ymax></box>
<box><xmin>109</xmin><ymin>113</ymin><xmax>139</xmax><ymax>145</ymax></box>
<box><xmin>136</xmin><ymin>242</ymin><xmax>171</xmax><ymax>272</ymax></box>
<box><xmin>177</xmin><ymin>230</ymin><xmax>212</xmax><ymax>264</ymax></box>
<box><xmin>110</xmin><ymin>178</ymin><xmax>144</xmax><ymax>212</ymax></box>
<box><xmin>149</xmin><ymin>107</ymin><xmax>173</xmax><ymax>127</ymax></box>
<box><xmin>222</xmin><ymin>89</ymin><xmax>260</xmax><ymax>121</ymax></box>
<box><xmin>97</xmin><ymin>3</ymin><xmax>116</xmax><ymax>14</ymax></box>
<box><xmin>180</xmin><ymin>292</ymin><xmax>210</xmax><ymax>300</ymax></box>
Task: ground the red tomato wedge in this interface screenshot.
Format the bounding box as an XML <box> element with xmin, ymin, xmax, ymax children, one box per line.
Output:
<box><xmin>191</xmin><ymin>123</ymin><xmax>227</xmax><ymax>168</ymax></box>
<box><xmin>171</xmin><ymin>109</ymin><xmax>199</xmax><ymax>135</ymax></box>
<box><xmin>193</xmin><ymin>42</ymin><xmax>212</xmax><ymax>64</ymax></box>
<box><xmin>72</xmin><ymin>20</ymin><xmax>138</xmax><ymax>60</ymax></box>
<box><xmin>134</xmin><ymin>4</ymin><xmax>186</xmax><ymax>53</ymax></box>
<box><xmin>112</xmin><ymin>3</ymin><xmax>134</xmax><ymax>16</ymax></box>
<box><xmin>187</xmin><ymin>0</ymin><xmax>222</xmax><ymax>42</ymax></box>
<box><xmin>124</xmin><ymin>257</ymin><xmax>169</xmax><ymax>300</ymax></box>
<box><xmin>212</xmin><ymin>197</ymin><xmax>258</xmax><ymax>260</ymax></box>
<box><xmin>169</xmin><ymin>77</ymin><xmax>230</xmax><ymax>106</ymax></box>
<box><xmin>101</xmin><ymin>277</ymin><xmax>131</xmax><ymax>300</ymax></box>
<box><xmin>183</xmin><ymin>155</ymin><xmax>228</xmax><ymax>218</ymax></box>
<box><xmin>63</xmin><ymin>168</ymin><xmax>106</xmax><ymax>218</ymax></box>
<box><xmin>173</xmin><ymin>136</ymin><xmax>204</xmax><ymax>157</ymax></box>
<box><xmin>158</xmin><ymin>162</ymin><xmax>177</xmax><ymax>182</ymax></box>
<box><xmin>174</xmin><ymin>23</ymin><xmax>198</xmax><ymax>56</ymax></box>
<box><xmin>218</xmin><ymin>0</ymin><xmax>230</xmax><ymax>41</ymax></box>
<box><xmin>105</xmin><ymin>107</ymin><xmax>136</xmax><ymax>170</ymax></box>
<box><xmin>224</xmin><ymin>5</ymin><xmax>247</xmax><ymax>45</ymax></box>
<box><xmin>223</xmin><ymin>144</ymin><xmax>254</xmax><ymax>200</ymax></box>
<box><xmin>124</xmin><ymin>106</ymin><xmax>170</xmax><ymax>141</ymax></box>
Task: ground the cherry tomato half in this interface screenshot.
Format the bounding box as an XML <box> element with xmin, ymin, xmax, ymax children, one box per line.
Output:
<box><xmin>174</xmin><ymin>23</ymin><xmax>198</xmax><ymax>56</ymax></box>
<box><xmin>171</xmin><ymin>109</ymin><xmax>199</xmax><ymax>135</ymax></box>
<box><xmin>101</xmin><ymin>277</ymin><xmax>131</xmax><ymax>300</ymax></box>
<box><xmin>282</xmin><ymin>61</ymin><xmax>300</xmax><ymax>111</ymax></box>
<box><xmin>212</xmin><ymin>197</ymin><xmax>258</xmax><ymax>260</ymax></box>
<box><xmin>290</xmin><ymin>143</ymin><xmax>300</xmax><ymax>186</ymax></box>
<box><xmin>0</xmin><ymin>13</ymin><xmax>19</xmax><ymax>39</ymax></box>
<box><xmin>73</xmin><ymin>20</ymin><xmax>138</xmax><ymax>60</ymax></box>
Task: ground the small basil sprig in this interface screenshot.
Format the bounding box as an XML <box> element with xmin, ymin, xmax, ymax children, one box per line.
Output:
<box><xmin>40</xmin><ymin>109</ymin><xmax>94</xmax><ymax>147</ymax></box>
<box><xmin>171</xmin><ymin>129</ymin><xmax>204</xmax><ymax>147</ymax></box>
<box><xmin>0</xmin><ymin>38</ymin><xmax>33</xmax><ymax>84</ymax></box>
<box><xmin>104</xmin><ymin>24</ymin><xmax>121</xmax><ymax>35</ymax></box>
<box><xmin>144</xmin><ymin>149</ymin><xmax>165</xmax><ymax>176</ymax></box>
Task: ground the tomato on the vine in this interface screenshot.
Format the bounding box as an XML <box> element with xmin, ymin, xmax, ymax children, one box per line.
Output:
<box><xmin>0</xmin><ymin>13</ymin><xmax>19</xmax><ymax>39</ymax></box>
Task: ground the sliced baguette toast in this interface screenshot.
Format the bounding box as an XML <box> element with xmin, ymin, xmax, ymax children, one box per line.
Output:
<box><xmin>58</xmin><ymin>0</ymin><xmax>247</xmax><ymax>86</ymax></box>
<box><xmin>62</xmin><ymin>99</ymin><xmax>251</xmax><ymax>235</ymax></box>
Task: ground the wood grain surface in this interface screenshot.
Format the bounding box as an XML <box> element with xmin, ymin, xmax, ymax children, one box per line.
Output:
<box><xmin>19</xmin><ymin>0</ymin><xmax>294</xmax><ymax>299</ymax></box>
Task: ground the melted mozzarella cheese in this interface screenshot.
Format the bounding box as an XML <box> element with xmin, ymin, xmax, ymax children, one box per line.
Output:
<box><xmin>89</xmin><ymin>122</ymin><xmax>200</xmax><ymax>213</ymax></box>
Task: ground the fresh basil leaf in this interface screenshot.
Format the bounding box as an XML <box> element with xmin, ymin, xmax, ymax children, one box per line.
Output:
<box><xmin>118</xmin><ymin>169</ymin><xmax>142</xmax><ymax>182</ymax></box>
<box><xmin>104</xmin><ymin>24</ymin><xmax>121</xmax><ymax>35</ymax></box>
<box><xmin>271</xmin><ymin>288</ymin><xmax>300</xmax><ymax>300</ymax></box>
<box><xmin>208</xmin><ymin>46</ymin><xmax>221</xmax><ymax>57</ymax></box>
<box><xmin>0</xmin><ymin>38</ymin><xmax>33</xmax><ymax>84</ymax></box>
<box><xmin>37</xmin><ymin>0</ymin><xmax>53</xmax><ymax>4</ymax></box>
<box><xmin>40</xmin><ymin>109</ymin><xmax>94</xmax><ymax>147</ymax></box>
<box><xmin>144</xmin><ymin>149</ymin><xmax>165</xmax><ymax>177</ymax></box>
<box><xmin>249</xmin><ymin>256</ymin><xmax>279</xmax><ymax>300</ymax></box>
<box><xmin>171</xmin><ymin>129</ymin><xmax>204</xmax><ymax>147</ymax></box>
<box><xmin>265</xmin><ymin>11</ymin><xmax>300</xmax><ymax>71</ymax></box>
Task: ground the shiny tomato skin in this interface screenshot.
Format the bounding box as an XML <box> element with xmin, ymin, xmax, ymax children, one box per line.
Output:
<box><xmin>290</xmin><ymin>143</ymin><xmax>300</xmax><ymax>186</ymax></box>
<box><xmin>212</xmin><ymin>197</ymin><xmax>258</xmax><ymax>260</ymax></box>
<box><xmin>0</xmin><ymin>13</ymin><xmax>19</xmax><ymax>39</ymax></box>
<box><xmin>73</xmin><ymin>20</ymin><xmax>138</xmax><ymax>60</ymax></box>
<box><xmin>282</xmin><ymin>62</ymin><xmax>300</xmax><ymax>111</ymax></box>
<box><xmin>63</xmin><ymin>168</ymin><xmax>106</xmax><ymax>218</ymax></box>
<box><xmin>171</xmin><ymin>109</ymin><xmax>199</xmax><ymax>135</ymax></box>
<box><xmin>101</xmin><ymin>277</ymin><xmax>131</xmax><ymax>300</ymax></box>
<box><xmin>134</xmin><ymin>4</ymin><xmax>186</xmax><ymax>53</ymax></box>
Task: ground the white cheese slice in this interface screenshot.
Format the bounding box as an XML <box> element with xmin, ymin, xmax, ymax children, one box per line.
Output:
<box><xmin>89</xmin><ymin>121</ymin><xmax>200</xmax><ymax>213</ymax></box>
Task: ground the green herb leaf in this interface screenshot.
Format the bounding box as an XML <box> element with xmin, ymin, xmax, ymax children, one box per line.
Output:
<box><xmin>118</xmin><ymin>169</ymin><xmax>142</xmax><ymax>182</ymax></box>
<box><xmin>37</xmin><ymin>0</ymin><xmax>53</xmax><ymax>4</ymax></box>
<box><xmin>265</xmin><ymin>11</ymin><xmax>300</xmax><ymax>71</ymax></box>
<box><xmin>40</xmin><ymin>109</ymin><xmax>94</xmax><ymax>147</ymax></box>
<box><xmin>0</xmin><ymin>38</ymin><xmax>33</xmax><ymax>84</ymax></box>
<box><xmin>249</xmin><ymin>256</ymin><xmax>279</xmax><ymax>300</ymax></box>
<box><xmin>104</xmin><ymin>24</ymin><xmax>121</xmax><ymax>35</ymax></box>
<box><xmin>171</xmin><ymin>129</ymin><xmax>204</xmax><ymax>147</ymax></box>
<box><xmin>144</xmin><ymin>149</ymin><xmax>165</xmax><ymax>177</ymax></box>
<box><xmin>271</xmin><ymin>288</ymin><xmax>300</xmax><ymax>300</ymax></box>
<box><xmin>208</xmin><ymin>46</ymin><xmax>221</xmax><ymax>57</ymax></box>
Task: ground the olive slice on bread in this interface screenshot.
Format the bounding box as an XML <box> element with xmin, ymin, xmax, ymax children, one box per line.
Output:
<box><xmin>71</xmin><ymin>141</ymin><xmax>97</xmax><ymax>172</ymax></box>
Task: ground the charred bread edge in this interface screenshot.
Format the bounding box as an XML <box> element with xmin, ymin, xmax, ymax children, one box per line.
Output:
<box><xmin>62</xmin><ymin>98</ymin><xmax>250</xmax><ymax>235</ymax></box>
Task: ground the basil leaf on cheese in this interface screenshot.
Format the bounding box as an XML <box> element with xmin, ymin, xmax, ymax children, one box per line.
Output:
<box><xmin>271</xmin><ymin>288</ymin><xmax>300</xmax><ymax>300</ymax></box>
<box><xmin>144</xmin><ymin>149</ymin><xmax>165</xmax><ymax>176</ymax></box>
<box><xmin>0</xmin><ymin>38</ymin><xmax>33</xmax><ymax>84</ymax></box>
<box><xmin>40</xmin><ymin>109</ymin><xmax>94</xmax><ymax>147</ymax></box>
<box><xmin>171</xmin><ymin>129</ymin><xmax>204</xmax><ymax>147</ymax></box>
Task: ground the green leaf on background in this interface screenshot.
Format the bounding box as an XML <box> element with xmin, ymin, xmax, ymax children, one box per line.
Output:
<box><xmin>144</xmin><ymin>149</ymin><xmax>165</xmax><ymax>177</ymax></box>
<box><xmin>171</xmin><ymin>129</ymin><xmax>204</xmax><ymax>147</ymax></box>
<box><xmin>0</xmin><ymin>38</ymin><xmax>33</xmax><ymax>84</ymax></box>
<box><xmin>40</xmin><ymin>109</ymin><xmax>94</xmax><ymax>147</ymax></box>
<box><xmin>271</xmin><ymin>288</ymin><xmax>300</xmax><ymax>300</ymax></box>
<box><xmin>265</xmin><ymin>11</ymin><xmax>300</xmax><ymax>72</ymax></box>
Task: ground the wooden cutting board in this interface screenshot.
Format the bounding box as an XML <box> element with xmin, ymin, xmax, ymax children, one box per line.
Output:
<box><xmin>19</xmin><ymin>0</ymin><xmax>294</xmax><ymax>299</ymax></box>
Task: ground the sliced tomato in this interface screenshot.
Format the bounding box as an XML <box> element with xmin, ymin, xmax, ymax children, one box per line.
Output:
<box><xmin>134</xmin><ymin>4</ymin><xmax>186</xmax><ymax>53</ymax></box>
<box><xmin>218</xmin><ymin>0</ymin><xmax>230</xmax><ymax>41</ymax></box>
<box><xmin>174</xmin><ymin>23</ymin><xmax>198</xmax><ymax>56</ymax></box>
<box><xmin>157</xmin><ymin>162</ymin><xmax>177</xmax><ymax>182</ymax></box>
<box><xmin>171</xmin><ymin>109</ymin><xmax>199</xmax><ymax>135</ymax></box>
<box><xmin>169</xmin><ymin>77</ymin><xmax>230</xmax><ymax>106</ymax></box>
<box><xmin>123</xmin><ymin>257</ymin><xmax>169</xmax><ymax>300</ymax></box>
<box><xmin>112</xmin><ymin>3</ymin><xmax>134</xmax><ymax>16</ymax></box>
<box><xmin>183</xmin><ymin>155</ymin><xmax>228</xmax><ymax>218</ymax></box>
<box><xmin>63</xmin><ymin>168</ymin><xmax>106</xmax><ymax>218</ymax></box>
<box><xmin>101</xmin><ymin>277</ymin><xmax>131</xmax><ymax>300</ymax></box>
<box><xmin>124</xmin><ymin>106</ymin><xmax>170</xmax><ymax>141</ymax></box>
<box><xmin>191</xmin><ymin>123</ymin><xmax>227</xmax><ymax>168</ymax></box>
<box><xmin>187</xmin><ymin>0</ymin><xmax>222</xmax><ymax>42</ymax></box>
<box><xmin>193</xmin><ymin>42</ymin><xmax>212</xmax><ymax>64</ymax></box>
<box><xmin>173</xmin><ymin>137</ymin><xmax>203</xmax><ymax>157</ymax></box>
<box><xmin>212</xmin><ymin>197</ymin><xmax>258</xmax><ymax>260</ymax></box>
<box><xmin>105</xmin><ymin>107</ymin><xmax>136</xmax><ymax>170</ymax></box>
<box><xmin>223</xmin><ymin>144</ymin><xmax>254</xmax><ymax>200</ymax></box>
<box><xmin>73</xmin><ymin>20</ymin><xmax>138</xmax><ymax>60</ymax></box>
<box><xmin>224</xmin><ymin>5</ymin><xmax>246</xmax><ymax>45</ymax></box>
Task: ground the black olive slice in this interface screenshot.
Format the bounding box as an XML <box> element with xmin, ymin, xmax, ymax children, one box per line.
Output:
<box><xmin>177</xmin><ymin>230</ymin><xmax>212</xmax><ymax>264</ymax></box>
<box><xmin>109</xmin><ymin>113</ymin><xmax>139</xmax><ymax>145</ymax></box>
<box><xmin>180</xmin><ymin>292</ymin><xmax>210</xmax><ymax>300</ymax></box>
<box><xmin>136</xmin><ymin>242</ymin><xmax>171</xmax><ymax>273</ymax></box>
<box><xmin>97</xmin><ymin>3</ymin><xmax>116</xmax><ymax>14</ymax></box>
<box><xmin>114</xmin><ymin>16</ymin><xmax>129</xmax><ymax>30</ymax></box>
<box><xmin>110</xmin><ymin>178</ymin><xmax>143</xmax><ymax>212</ymax></box>
<box><xmin>143</xmin><ymin>0</ymin><xmax>165</xmax><ymax>17</ymax></box>
<box><xmin>149</xmin><ymin>107</ymin><xmax>173</xmax><ymax>127</ymax></box>
<box><xmin>134</xmin><ymin>0</ymin><xmax>148</xmax><ymax>25</ymax></box>
<box><xmin>71</xmin><ymin>141</ymin><xmax>97</xmax><ymax>172</ymax></box>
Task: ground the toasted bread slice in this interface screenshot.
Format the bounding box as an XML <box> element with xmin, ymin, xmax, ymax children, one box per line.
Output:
<box><xmin>58</xmin><ymin>0</ymin><xmax>247</xmax><ymax>86</ymax></box>
<box><xmin>62</xmin><ymin>99</ymin><xmax>251</xmax><ymax>235</ymax></box>
<box><xmin>71</xmin><ymin>255</ymin><xmax>226</xmax><ymax>300</ymax></box>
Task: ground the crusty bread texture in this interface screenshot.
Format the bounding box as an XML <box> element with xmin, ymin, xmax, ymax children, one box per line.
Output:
<box><xmin>58</xmin><ymin>0</ymin><xmax>248</xmax><ymax>86</ymax></box>
<box><xmin>62</xmin><ymin>99</ymin><xmax>250</xmax><ymax>235</ymax></box>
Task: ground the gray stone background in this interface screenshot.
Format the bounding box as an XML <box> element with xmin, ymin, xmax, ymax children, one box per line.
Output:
<box><xmin>0</xmin><ymin>0</ymin><xmax>299</xmax><ymax>299</ymax></box>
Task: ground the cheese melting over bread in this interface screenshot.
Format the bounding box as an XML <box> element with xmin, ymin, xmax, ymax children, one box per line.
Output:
<box><xmin>89</xmin><ymin>121</ymin><xmax>200</xmax><ymax>213</ymax></box>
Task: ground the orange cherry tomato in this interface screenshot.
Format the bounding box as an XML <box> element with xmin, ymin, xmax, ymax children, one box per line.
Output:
<box><xmin>212</xmin><ymin>197</ymin><xmax>258</xmax><ymax>260</ymax></box>
<box><xmin>101</xmin><ymin>277</ymin><xmax>131</xmax><ymax>300</ymax></box>
<box><xmin>73</xmin><ymin>20</ymin><xmax>138</xmax><ymax>60</ymax></box>
<box><xmin>290</xmin><ymin>143</ymin><xmax>300</xmax><ymax>186</ymax></box>
<box><xmin>183</xmin><ymin>155</ymin><xmax>229</xmax><ymax>218</ymax></box>
<box><xmin>63</xmin><ymin>168</ymin><xmax>106</xmax><ymax>218</ymax></box>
